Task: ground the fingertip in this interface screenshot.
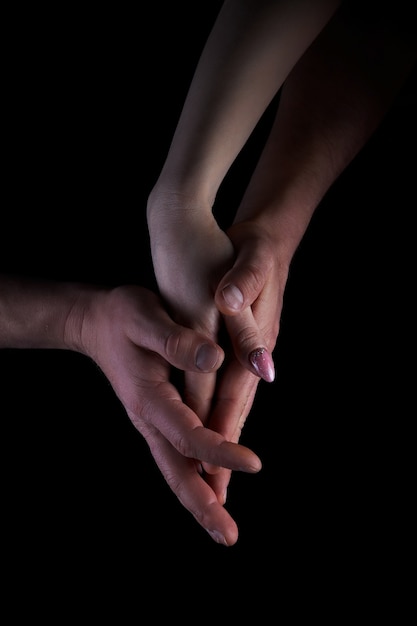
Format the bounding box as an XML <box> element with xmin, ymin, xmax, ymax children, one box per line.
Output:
<box><xmin>236</xmin><ymin>443</ymin><xmax>262</xmax><ymax>473</ymax></box>
<box><xmin>218</xmin><ymin>283</ymin><xmax>244</xmax><ymax>314</ymax></box>
<box><xmin>249</xmin><ymin>347</ymin><xmax>275</xmax><ymax>383</ymax></box>
<box><xmin>219</xmin><ymin>441</ymin><xmax>262</xmax><ymax>474</ymax></box>
<box><xmin>195</xmin><ymin>343</ymin><xmax>224</xmax><ymax>372</ymax></box>
<box><xmin>206</xmin><ymin>529</ymin><xmax>230</xmax><ymax>546</ymax></box>
<box><xmin>245</xmin><ymin>453</ymin><xmax>262</xmax><ymax>474</ymax></box>
<box><xmin>205</xmin><ymin>516</ymin><xmax>239</xmax><ymax>546</ymax></box>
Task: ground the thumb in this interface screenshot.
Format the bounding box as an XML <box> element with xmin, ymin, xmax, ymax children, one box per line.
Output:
<box><xmin>214</xmin><ymin>229</ymin><xmax>271</xmax><ymax>316</ymax></box>
<box><xmin>129</xmin><ymin>289</ymin><xmax>225</xmax><ymax>373</ymax></box>
<box><xmin>143</xmin><ymin>323</ymin><xmax>225</xmax><ymax>373</ymax></box>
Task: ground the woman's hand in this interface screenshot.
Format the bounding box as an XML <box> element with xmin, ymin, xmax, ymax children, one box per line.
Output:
<box><xmin>147</xmin><ymin>193</ymin><xmax>274</xmax><ymax>423</ymax></box>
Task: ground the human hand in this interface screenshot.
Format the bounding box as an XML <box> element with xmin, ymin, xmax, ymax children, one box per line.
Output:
<box><xmin>215</xmin><ymin>220</ymin><xmax>287</xmax><ymax>357</ymax></box>
<box><xmin>147</xmin><ymin>194</ymin><xmax>275</xmax><ymax>423</ymax></box>
<box><xmin>70</xmin><ymin>283</ymin><xmax>262</xmax><ymax>545</ymax></box>
<box><xmin>202</xmin><ymin>219</ymin><xmax>286</xmax><ymax>497</ymax></box>
<box><xmin>147</xmin><ymin>194</ymin><xmax>277</xmax><ymax>504</ymax></box>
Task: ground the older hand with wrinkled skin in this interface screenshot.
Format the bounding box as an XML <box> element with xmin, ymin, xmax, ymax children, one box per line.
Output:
<box><xmin>0</xmin><ymin>275</ymin><xmax>262</xmax><ymax>545</ymax></box>
<box><xmin>69</xmin><ymin>284</ymin><xmax>264</xmax><ymax>545</ymax></box>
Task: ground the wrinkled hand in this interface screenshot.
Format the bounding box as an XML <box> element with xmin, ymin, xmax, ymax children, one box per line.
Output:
<box><xmin>70</xmin><ymin>284</ymin><xmax>262</xmax><ymax>545</ymax></box>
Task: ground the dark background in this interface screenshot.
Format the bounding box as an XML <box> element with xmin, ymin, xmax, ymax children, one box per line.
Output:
<box><xmin>1</xmin><ymin>1</ymin><xmax>415</xmax><ymax>615</ymax></box>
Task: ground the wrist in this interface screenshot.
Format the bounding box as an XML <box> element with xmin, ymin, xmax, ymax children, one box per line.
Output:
<box><xmin>146</xmin><ymin>184</ymin><xmax>218</xmax><ymax>246</ymax></box>
<box><xmin>0</xmin><ymin>275</ymin><xmax>99</xmax><ymax>352</ymax></box>
<box><xmin>63</xmin><ymin>283</ymin><xmax>108</xmax><ymax>356</ymax></box>
<box><xmin>147</xmin><ymin>181</ymin><xmax>216</xmax><ymax>226</ymax></box>
<box><xmin>234</xmin><ymin>192</ymin><xmax>318</xmax><ymax>263</ymax></box>
<box><xmin>228</xmin><ymin>216</ymin><xmax>294</xmax><ymax>272</ymax></box>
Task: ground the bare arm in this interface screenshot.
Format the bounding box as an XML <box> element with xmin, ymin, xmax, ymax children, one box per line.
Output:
<box><xmin>150</xmin><ymin>0</ymin><xmax>342</xmax><ymax>205</ymax></box>
<box><xmin>215</xmin><ymin>1</ymin><xmax>417</xmax><ymax>327</ymax></box>
<box><xmin>0</xmin><ymin>274</ymin><xmax>92</xmax><ymax>349</ymax></box>
<box><xmin>229</xmin><ymin>1</ymin><xmax>417</xmax><ymax>262</ymax></box>
<box><xmin>146</xmin><ymin>0</ymin><xmax>341</xmax><ymax>429</ymax></box>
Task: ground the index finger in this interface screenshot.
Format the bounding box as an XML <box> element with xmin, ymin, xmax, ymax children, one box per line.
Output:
<box><xmin>224</xmin><ymin>305</ymin><xmax>275</xmax><ymax>383</ymax></box>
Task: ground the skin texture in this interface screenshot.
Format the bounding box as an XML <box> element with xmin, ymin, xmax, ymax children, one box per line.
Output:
<box><xmin>147</xmin><ymin>0</ymin><xmax>417</xmax><ymax>501</ymax></box>
<box><xmin>0</xmin><ymin>275</ymin><xmax>262</xmax><ymax>546</ymax></box>
<box><xmin>2</xmin><ymin>1</ymin><xmax>415</xmax><ymax>549</ymax></box>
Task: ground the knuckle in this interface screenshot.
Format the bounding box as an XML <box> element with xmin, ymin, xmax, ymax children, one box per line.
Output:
<box><xmin>164</xmin><ymin>329</ymin><xmax>183</xmax><ymax>361</ymax></box>
<box><xmin>234</xmin><ymin>325</ymin><xmax>263</xmax><ymax>351</ymax></box>
<box><xmin>239</xmin><ymin>263</ymin><xmax>266</xmax><ymax>298</ymax></box>
<box><xmin>172</xmin><ymin>430</ymin><xmax>192</xmax><ymax>458</ymax></box>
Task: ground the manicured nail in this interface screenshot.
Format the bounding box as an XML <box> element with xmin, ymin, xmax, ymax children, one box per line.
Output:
<box><xmin>196</xmin><ymin>343</ymin><xmax>221</xmax><ymax>371</ymax></box>
<box><xmin>221</xmin><ymin>284</ymin><xmax>244</xmax><ymax>311</ymax></box>
<box><xmin>249</xmin><ymin>347</ymin><xmax>275</xmax><ymax>382</ymax></box>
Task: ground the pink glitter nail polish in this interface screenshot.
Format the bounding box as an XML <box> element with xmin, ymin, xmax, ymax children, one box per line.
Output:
<box><xmin>249</xmin><ymin>347</ymin><xmax>275</xmax><ymax>382</ymax></box>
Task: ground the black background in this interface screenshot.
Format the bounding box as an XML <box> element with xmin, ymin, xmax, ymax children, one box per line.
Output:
<box><xmin>1</xmin><ymin>2</ymin><xmax>415</xmax><ymax>616</ymax></box>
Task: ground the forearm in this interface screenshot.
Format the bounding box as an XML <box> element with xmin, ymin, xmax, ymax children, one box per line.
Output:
<box><xmin>234</xmin><ymin>1</ymin><xmax>417</xmax><ymax>260</ymax></box>
<box><xmin>0</xmin><ymin>274</ymin><xmax>97</xmax><ymax>351</ymax></box>
<box><xmin>151</xmin><ymin>0</ymin><xmax>341</xmax><ymax>207</ymax></box>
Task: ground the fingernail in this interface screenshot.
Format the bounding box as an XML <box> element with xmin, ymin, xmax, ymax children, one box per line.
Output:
<box><xmin>241</xmin><ymin>458</ymin><xmax>263</xmax><ymax>473</ymax></box>
<box><xmin>221</xmin><ymin>284</ymin><xmax>244</xmax><ymax>311</ymax></box>
<box><xmin>206</xmin><ymin>529</ymin><xmax>228</xmax><ymax>546</ymax></box>
<box><xmin>196</xmin><ymin>343</ymin><xmax>221</xmax><ymax>371</ymax></box>
<box><xmin>249</xmin><ymin>347</ymin><xmax>275</xmax><ymax>382</ymax></box>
